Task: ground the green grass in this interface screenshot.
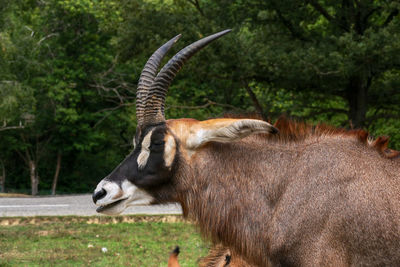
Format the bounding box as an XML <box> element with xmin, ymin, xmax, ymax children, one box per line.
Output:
<box><xmin>0</xmin><ymin>216</ymin><xmax>208</xmax><ymax>266</ymax></box>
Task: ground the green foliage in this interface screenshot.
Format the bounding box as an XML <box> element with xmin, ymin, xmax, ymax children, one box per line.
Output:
<box><xmin>0</xmin><ymin>0</ymin><xmax>399</xmax><ymax>194</ymax></box>
<box><xmin>0</xmin><ymin>82</ymin><xmax>34</xmax><ymax>124</ymax></box>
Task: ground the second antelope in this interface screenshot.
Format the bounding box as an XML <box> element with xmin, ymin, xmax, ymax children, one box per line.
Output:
<box><xmin>93</xmin><ymin>30</ymin><xmax>400</xmax><ymax>266</ymax></box>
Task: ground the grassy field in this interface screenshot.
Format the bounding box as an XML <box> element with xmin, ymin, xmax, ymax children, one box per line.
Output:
<box><xmin>0</xmin><ymin>216</ymin><xmax>208</xmax><ymax>266</ymax></box>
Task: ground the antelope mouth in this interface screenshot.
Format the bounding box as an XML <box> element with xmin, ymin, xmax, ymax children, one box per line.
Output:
<box><xmin>96</xmin><ymin>198</ymin><xmax>128</xmax><ymax>213</ymax></box>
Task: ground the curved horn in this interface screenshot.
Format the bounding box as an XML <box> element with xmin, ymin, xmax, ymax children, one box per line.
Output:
<box><xmin>136</xmin><ymin>34</ymin><xmax>181</xmax><ymax>126</ymax></box>
<box><xmin>142</xmin><ymin>29</ymin><xmax>232</xmax><ymax>125</ymax></box>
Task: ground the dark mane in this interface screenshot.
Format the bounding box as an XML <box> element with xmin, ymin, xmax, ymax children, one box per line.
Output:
<box><xmin>223</xmin><ymin>114</ymin><xmax>400</xmax><ymax>159</ymax></box>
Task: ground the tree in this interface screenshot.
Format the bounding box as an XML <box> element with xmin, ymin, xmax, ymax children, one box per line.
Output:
<box><xmin>113</xmin><ymin>0</ymin><xmax>400</xmax><ymax>149</ymax></box>
<box><xmin>0</xmin><ymin>33</ymin><xmax>36</xmax><ymax>192</ymax></box>
<box><xmin>0</xmin><ymin>0</ymin><xmax>398</xmax><ymax>195</ymax></box>
<box><xmin>0</xmin><ymin>158</ymin><xmax>5</xmax><ymax>192</ymax></box>
<box><xmin>205</xmin><ymin>0</ymin><xmax>400</xmax><ymax>128</ymax></box>
<box><xmin>0</xmin><ymin>0</ymin><xmax>123</xmax><ymax>194</ymax></box>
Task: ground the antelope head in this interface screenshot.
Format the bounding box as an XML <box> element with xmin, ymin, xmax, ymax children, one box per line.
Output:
<box><xmin>92</xmin><ymin>30</ymin><xmax>278</xmax><ymax>215</ymax></box>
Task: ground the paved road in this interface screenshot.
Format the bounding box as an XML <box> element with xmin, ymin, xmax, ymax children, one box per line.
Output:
<box><xmin>0</xmin><ymin>194</ymin><xmax>182</xmax><ymax>217</ymax></box>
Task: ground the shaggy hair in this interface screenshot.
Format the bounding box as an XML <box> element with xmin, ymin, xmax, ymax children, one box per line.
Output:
<box><xmin>225</xmin><ymin>114</ymin><xmax>400</xmax><ymax>159</ymax></box>
<box><xmin>271</xmin><ymin>117</ymin><xmax>400</xmax><ymax>159</ymax></box>
<box><xmin>175</xmin><ymin>116</ymin><xmax>400</xmax><ymax>266</ymax></box>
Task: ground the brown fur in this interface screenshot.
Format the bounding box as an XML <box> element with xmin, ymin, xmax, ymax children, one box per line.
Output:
<box><xmin>166</xmin><ymin>244</ymin><xmax>254</xmax><ymax>267</ymax></box>
<box><xmin>168</xmin><ymin>246</ymin><xmax>180</xmax><ymax>267</ymax></box>
<box><xmin>167</xmin><ymin>117</ymin><xmax>400</xmax><ymax>266</ymax></box>
<box><xmin>223</xmin><ymin>114</ymin><xmax>400</xmax><ymax>160</ymax></box>
<box><xmin>270</xmin><ymin>117</ymin><xmax>400</xmax><ymax>159</ymax></box>
<box><xmin>199</xmin><ymin>244</ymin><xmax>260</xmax><ymax>267</ymax></box>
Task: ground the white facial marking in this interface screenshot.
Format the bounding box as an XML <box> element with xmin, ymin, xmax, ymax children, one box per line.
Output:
<box><xmin>94</xmin><ymin>180</ymin><xmax>122</xmax><ymax>205</ymax></box>
<box><xmin>163</xmin><ymin>134</ymin><xmax>176</xmax><ymax>169</ymax></box>
<box><xmin>122</xmin><ymin>180</ymin><xmax>154</xmax><ymax>206</ymax></box>
<box><xmin>137</xmin><ymin>130</ymin><xmax>153</xmax><ymax>170</ymax></box>
<box><xmin>94</xmin><ymin>179</ymin><xmax>155</xmax><ymax>215</ymax></box>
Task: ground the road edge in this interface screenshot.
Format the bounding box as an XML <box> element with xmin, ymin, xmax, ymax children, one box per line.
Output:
<box><xmin>0</xmin><ymin>214</ymin><xmax>187</xmax><ymax>226</ymax></box>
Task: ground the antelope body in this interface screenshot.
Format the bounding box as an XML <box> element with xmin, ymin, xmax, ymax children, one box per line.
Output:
<box><xmin>93</xmin><ymin>30</ymin><xmax>400</xmax><ymax>266</ymax></box>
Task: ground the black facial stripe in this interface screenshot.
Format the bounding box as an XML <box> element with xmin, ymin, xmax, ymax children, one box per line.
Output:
<box><xmin>138</xmin><ymin>123</ymin><xmax>166</xmax><ymax>138</ymax></box>
<box><xmin>128</xmin><ymin>124</ymin><xmax>170</xmax><ymax>187</ymax></box>
<box><xmin>134</xmin><ymin>123</ymin><xmax>167</xmax><ymax>149</ymax></box>
<box><xmin>105</xmin><ymin>123</ymin><xmax>176</xmax><ymax>202</ymax></box>
<box><xmin>150</xmin><ymin>128</ymin><xmax>167</xmax><ymax>150</ymax></box>
<box><xmin>104</xmin><ymin>153</ymin><xmax>134</xmax><ymax>186</ymax></box>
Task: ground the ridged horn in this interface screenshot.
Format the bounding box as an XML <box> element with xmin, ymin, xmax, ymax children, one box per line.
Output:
<box><xmin>136</xmin><ymin>34</ymin><xmax>181</xmax><ymax>126</ymax></box>
<box><xmin>142</xmin><ymin>29</ymin><xmax>232</xmax><ymax>125</ymax></box>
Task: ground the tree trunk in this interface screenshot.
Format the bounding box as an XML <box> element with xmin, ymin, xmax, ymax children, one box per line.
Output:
<box><xmin>0</xmin><ymin>159</ymin><xmax>5</xmax><ymax>193</ymax></box>
<box><xmin>346</xmin><ymin>75</ymin><xmax>369</xmax><ymax>128</ymax></box>
<box><xmin>51</xmin><ymin>152</ymin><xmax>62</xmax><ymax>195</ymax></box>
<box><xmin>244</xmin><ymin>83</ymin><xmax>268</xmax><ymax>121</ymax></box>
<box><xmin>29</xmin><ymin>160</ymin><xmax>39</xmax><ymax>195</ymax></box>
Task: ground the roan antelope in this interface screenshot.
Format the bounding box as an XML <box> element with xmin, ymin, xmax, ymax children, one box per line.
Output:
<box><xmin>93</xmin><ymin>30</ymin><xmax>400</xmax><ymax>266</ymax></box>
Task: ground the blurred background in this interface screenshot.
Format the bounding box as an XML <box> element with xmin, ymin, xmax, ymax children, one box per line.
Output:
<box><xmin>1</xmin><ymin>0</ymin><xmax>399</xmax><ymax>196</ymax></box>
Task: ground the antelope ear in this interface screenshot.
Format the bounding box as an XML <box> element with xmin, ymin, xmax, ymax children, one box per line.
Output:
<box><xmin>186</xmin><ymin>119</ymin><xmax>278</xmax><ymax>149</ymax></box>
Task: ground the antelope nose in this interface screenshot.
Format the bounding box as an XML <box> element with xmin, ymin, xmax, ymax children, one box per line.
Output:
<box><xmin>92</xmin><ymin>188</ymin><xmax>107</xmax><ymax>204</ymax></box>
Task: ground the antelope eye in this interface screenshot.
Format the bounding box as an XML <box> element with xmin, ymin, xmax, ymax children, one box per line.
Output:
<box><xmin>150</xmin><ymin>140</ymin><xmax>164</xmax><ymax>152</ymax></box>
<box><xmin>152</xmin><ymin>140</ymin><xmax>165</xmax><ymax>146</ymax></box>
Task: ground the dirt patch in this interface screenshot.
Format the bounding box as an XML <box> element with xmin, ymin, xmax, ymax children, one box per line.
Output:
<box><xmin>36</xmin><ymin>229</ymin><xmax>78</xmax><ymax>236</ymax></box>
<box><xmin>0</xmin><ymin>215</ymin><xmax>185</xmax><ymax>226</ymax></box>
<box><xmin>37</xmin><ymin>230</ymin><xmax>52</xmax><ymax>236</ymax></box>
<box><xmin>0</xmin><ymin>250</ymin><xmax>26</xmax><ymax>259</ymax></box>
<box><xmin>0</xmin><ymin>193</ymin><xmax>29</xmax><ymax>198</ymax></box>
